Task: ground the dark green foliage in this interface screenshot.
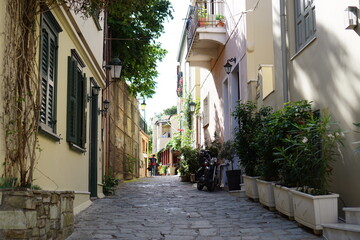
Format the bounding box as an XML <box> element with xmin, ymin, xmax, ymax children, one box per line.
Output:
<box><xmin>0</xmin><ymin>177</ymin><xmax>18</xmax><ymax>189</ymax></box>
<box><xmin>108</xmin><ymin>0</ymin><xmax>173</xmax><ymax>97</ymax></box>
<box><xmin>205</xmin><ymin>133</ymin><xmax>222</xmax><ymax>158</ymax></box>
<box><xmin>0</xmin><ymin>177</ymin><xmax>41</xmax><ymax>190</ymax></box>
<box><xmin>232</xmin><ymin>101</ymin><xmax>270</xmax><ymax>176</ymax></box>
<box><xmin>274</xmin><ymin>108</ymin><xmax>343</xmax><ymax>194</ymax></box>
<box><xmin>163</xmin><ymin>106</ymin><xmax>177</xmax><ymax>116</ymax></box>
<box><xmin>219</xmin><ymin>140</ymin><xmax>236</xmax><ymax>170</ymax></box>
<box><xmin>270</xmin><ymin>100</ymin><xmax>314</xmax><ymax>186</ymax></box>
<box><xmin>180</xmin><ymin>146</ymin><xmax>198</xmax><ymax>175</ymax></box>
<box><xmin>103</xmin><ymin>173</ymin><xmax>119</xmax><ymax>196</ymax></box>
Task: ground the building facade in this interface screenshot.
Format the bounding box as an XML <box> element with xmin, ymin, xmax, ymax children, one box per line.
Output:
<box><xmin>152</xmin><ymin>115</ymin><xmax>179</xmax><ymax>174</ymax></box>
<box><xmin>0</xmin><ymin>1</ymin><xmax>146</xmax><ymax>216</ymax></box>
<box><xmin>178</xmin><ymin>0</ymin><xmax>360</xmax><ymax>213</ymax></box>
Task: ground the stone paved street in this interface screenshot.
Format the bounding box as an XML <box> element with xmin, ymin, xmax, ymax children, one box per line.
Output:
<box><xmin>67</xmin><ymin>176</ymin><xmax>324</xmax><ymax>240</ymax></box>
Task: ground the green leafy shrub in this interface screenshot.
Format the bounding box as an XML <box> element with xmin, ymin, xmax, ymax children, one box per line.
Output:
<box><xmin>158</xmin><ymin>165</ymin><xmax>168</xmax><ymax>175</ymax></box>
<box><xmin>0</xmin><ymin>177</ymin><xmax>41</xmax><ymax>190</ymax></box>
<box><xmin>233</xmin><ymin>101</ymin><xmax>270</xmax><ymax>176</ymax></box>
<box><xmin>0</xmin><ymin>177</ymin><xmax>18</xmax><ymax>189</ymax></box>
<box><xmin>219</xmin><ymin>140</ymin><xmax>236</xmax><ymax>169</ymax></box>
<box><xmin>275</xmin><ymin>109</ymin><xmax>343</xmax><ymax>195</ymax></box>
<box><xmin>103</xmin><ymin>174</ymin><xmax>119</xmax><ymax>196</ymax></box>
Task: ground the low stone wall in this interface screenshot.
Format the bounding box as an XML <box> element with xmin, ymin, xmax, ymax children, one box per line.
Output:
<box><xmin>0</xmin><ymin>189</ymin><xmax>74</xmax><ymax>239</ymax></box>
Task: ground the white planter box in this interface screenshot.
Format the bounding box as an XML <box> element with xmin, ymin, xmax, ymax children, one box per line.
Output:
<box><xmin>291</xmin><ymin>189</ymin><xmax>339</xmax><ymax>233</ymax></box>
<box><xmin>256</xmin><ymin>179</ymin><xmax>275</xmax><ymax>209</ymax></box>
<box><xmin>273</xmin><ymin>184</ymin><xmax>295</xmax><ymax>219</ymax></box>
<box><xmin>243</xmin><ymin>175</ymin><xmax>259</xmax><ymax>201</ymax></box>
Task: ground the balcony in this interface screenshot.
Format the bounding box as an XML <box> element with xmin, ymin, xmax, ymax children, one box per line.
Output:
<box><xmin>186</xmin><ymin>1</ymin><xmax>227</xmax><ymax>69</ymax></box>
<box><xmin>139</xmin><ymin>116</ymin><xmax>148</xmax><ymax>134</ymax></box>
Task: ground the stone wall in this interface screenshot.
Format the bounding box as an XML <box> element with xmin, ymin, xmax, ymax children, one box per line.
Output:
<box><xmin>0</xmin><ymin>189</ymin><xmax>74</xmax><ymax>240</ymax></box>
<box><xmin>109</xmin><ymin>81</ymin><xmax>141</xmax><ymax>180</ymax></box>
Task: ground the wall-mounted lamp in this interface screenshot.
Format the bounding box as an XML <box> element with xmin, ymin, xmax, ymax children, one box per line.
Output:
<box><xmin>87</xmin><ymin>85</ymin><xmax>101</xmax><ymax>102</ymax></box>
<box><xmin>104</xmin><ymin>57</ymin><xmax>123</xmax><ymax>81</ymax></box>
<box><xmin>140</xmin><ymin>99</ymin><xmax>147</xmax><ymax>110</ymax></box>
<box><xmin>224</xmin><ymin>57</ymin><xmax>236</xmax><ymax>74</ymax></box>
<box><xmin>98</xmin><ymin>99</ymin><xmax>110</xmax><ymax>115</ymax></box>
<box><xmin>189</xmin><ymin>101</ymin><xmax>196</xmax><ymax>114</ymax></box>
<box><xmin>345</xmin><ymin>6</ymin><xmax>358</xmax><ymax>29</ymax></box>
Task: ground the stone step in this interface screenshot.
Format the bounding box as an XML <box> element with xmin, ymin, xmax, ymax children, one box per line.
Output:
<box><xmin>322</xmin><ymin>223</ymin><xmax>360</xmax><ymax>240</ymax></box>
<box><xmin>344</xmin><ymin>207</ymin><xmax>360</xmax><ymax>225</ymax></box>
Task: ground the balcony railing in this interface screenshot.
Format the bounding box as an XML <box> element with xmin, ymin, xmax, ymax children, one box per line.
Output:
<box><xmin>186</xmin><ymin>1</ymin><xmax>225</xmax><ymax>55</ymax></box>
<box><xmin>139</xmin><ymin>116</ymin><xmax>148</xmax><ymax>134</ymax></box>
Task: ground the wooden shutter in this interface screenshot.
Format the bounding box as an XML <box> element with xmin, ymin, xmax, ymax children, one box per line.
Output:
<box><xmin>47</xmin><ymin>34</ymin><xmax>56</xmax><ymax>129</ymax></box>
<box><xmin>40</xmin><ymin>28</ymin><xmax>49</xmax><ymax>126</ymax></box>
<box><xmin>295</xmin><ymin>0</ymin><xmax>316</xmax><ymax>51</ymax></box>
<box><xmin>67</xmin><ymin>56</ymin><xmax>78</xmax><ymax>143</ymax></box>
<box><xmin>81</xmin><ymin>74</ymin><xmax>87</xmax><ymax>148</ymax></box>
<box><xmin>40</xmin><ymin>25</ymin><xmax>57</xmax><ymax>131</ymax></box>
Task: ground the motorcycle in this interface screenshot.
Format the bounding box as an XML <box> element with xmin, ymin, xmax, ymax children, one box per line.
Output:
<box><xmin>196</xmin><ymin>149</ymin><xmax>218</xmax><ymax>192</ymax></box>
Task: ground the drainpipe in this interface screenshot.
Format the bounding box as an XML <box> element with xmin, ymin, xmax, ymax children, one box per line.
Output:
<box><xmin>280</xmin><ymin>0</ymin><xmax>289</xmax><ymax>103</ymax></box>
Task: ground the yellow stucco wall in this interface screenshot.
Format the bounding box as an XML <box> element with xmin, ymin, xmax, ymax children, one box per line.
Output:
<box><xmin>32</xmin><ymin>6</ymin><xmax>105</xmax><ymax>210</ymax></box>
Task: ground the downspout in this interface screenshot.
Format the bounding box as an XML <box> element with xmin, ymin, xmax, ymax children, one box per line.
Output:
<box><xmin>280</xmin><ymin>0</ymin><xmax>289</xmax><ymax>103</ymax></box>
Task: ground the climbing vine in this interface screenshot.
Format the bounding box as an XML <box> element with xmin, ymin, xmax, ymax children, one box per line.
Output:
<box><xmin>1</xmin><ymin>0</ymin><xmax>112</xmax><ymax>187</ymax></box>
<box><xmin>2</xmin><ymin>0</ymin><xmax>41</xmax><ymax>187</ymax></box>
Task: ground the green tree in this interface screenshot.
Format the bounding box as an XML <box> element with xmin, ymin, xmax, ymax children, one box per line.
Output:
<box><xmin>108</xmin><ymin>0</ymin><xmax>173</xmax><ymax>97</ymax></box>
<box><xmin>163</xmin><ymin>106</ymin><xmax>177</xmax><ymax>116</ymax></box>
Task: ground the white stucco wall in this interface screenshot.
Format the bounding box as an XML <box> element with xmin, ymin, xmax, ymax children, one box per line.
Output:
<box><xmin>272</xmin><ymin>0</ymin><xmax>360</xmax><ymax>209</ymax></box>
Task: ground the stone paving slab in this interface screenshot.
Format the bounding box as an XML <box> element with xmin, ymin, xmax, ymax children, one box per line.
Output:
<box><xmin>67</xmin><ymin>176</ymin><xmax>324</xmax><ymax>240</ymax></box>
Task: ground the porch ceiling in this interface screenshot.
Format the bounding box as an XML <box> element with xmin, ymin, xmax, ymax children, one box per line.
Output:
<box><xmin>186</xmin><ymin>26</ymin><xmax>226</xmax><ymax>68</ymax></box>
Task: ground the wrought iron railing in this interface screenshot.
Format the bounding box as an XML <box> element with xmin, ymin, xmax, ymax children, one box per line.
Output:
<box><xmin>139</xmin><ymin>116</ymin><xmax>148</xmax><ymax>134</ymax></box>
<box><xmin>186</xmin><ymin>1</ymin><xmax>225</xmax><ymax>54</ymax></box>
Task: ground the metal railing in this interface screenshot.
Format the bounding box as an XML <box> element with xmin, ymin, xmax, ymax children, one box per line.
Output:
<box><xmin>139</xmin><ymin>116</ymin><xmax>148</xmax><ymax>134</ymax></box>
<box><xmin>186</xmin><ymin>1</ymin><xmax>225</xmax><ymax>54</ymax></box>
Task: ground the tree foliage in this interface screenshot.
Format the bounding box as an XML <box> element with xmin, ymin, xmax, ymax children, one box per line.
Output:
<box><xmin>108</xmin><ymin>0</ymin><xmax>173</xmax><ymax>97</ymax></box>
<box><xmin>163</xmin><ymin>106</ymin><xmax>177</xmax><ymax>116</ymax></box>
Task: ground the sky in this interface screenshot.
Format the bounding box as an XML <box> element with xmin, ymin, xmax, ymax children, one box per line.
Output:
<box><xmin>143</xmin><ymin>0</ymin><xmax>190</xmax><ymax>123</ymax></box>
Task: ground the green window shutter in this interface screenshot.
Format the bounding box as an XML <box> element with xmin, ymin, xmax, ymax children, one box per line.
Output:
<box><xmin>40</xmin><ymin>28</ymin><xmax>49</xmax><ymax>126</ymax></box>
<box><xmin>47</xmin><ymin>36</ymin><xmax>56</xmax><ymax>129</ymax></box>
<box><xmin>67</xmin><ymin>56</ymin><xmax>78</xmax><ymax>143</ymax></box>
<box><xmin>81</xmin><ymin>74</ymin><xmax>87</xmax><ymax>148</ymax></box>
<box><xmin>40</xmin><ymin>25</ymin><xmax>57</xmax><ymax>131</ymax></box>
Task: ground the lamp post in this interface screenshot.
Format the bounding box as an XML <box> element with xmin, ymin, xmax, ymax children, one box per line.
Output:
<box><xmin>140</xmin><ymin>98</ymin><xmax>147</xmax><ymax>132</ymax></box>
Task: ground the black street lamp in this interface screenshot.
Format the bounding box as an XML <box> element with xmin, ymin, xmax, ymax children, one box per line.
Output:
<box><xmin>224</xmin><ymin>57</ymin><xmax>236</xmax><ymax>74</ymax></box>
<box><xmin>189</xmin><ymin>101</ymin><xmax>196</xmax><ymax>114</ymax></box>
<box><xmin>99</xmin><ymin>99</ymin><xmax>110</xmax><ymax>115</ymax></box>
<box><xmin>108</xmin><ymin>57</ymin><xmax>122</xmax><ymax>80</ymax></box>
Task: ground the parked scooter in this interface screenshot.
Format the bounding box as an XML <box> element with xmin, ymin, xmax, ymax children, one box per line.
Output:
<box><xmin>196</xmin><ymin>149</ymin><xmax>218</xmax><ymax>191</ymax></box>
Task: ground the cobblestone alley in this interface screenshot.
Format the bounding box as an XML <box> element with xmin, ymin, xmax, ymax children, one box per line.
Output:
<box><xmin>67</xmin><ymin>176</ymin><xmax>324</xmax><ymax>240</ymax></box>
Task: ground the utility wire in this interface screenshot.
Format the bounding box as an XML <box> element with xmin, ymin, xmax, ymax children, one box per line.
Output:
<box><xmin>200</xmin><ymin>0</ymin><xmax>262</xmax><ymax>89</ymax></box>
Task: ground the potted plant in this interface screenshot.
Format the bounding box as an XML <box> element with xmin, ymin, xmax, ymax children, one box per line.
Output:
<box><xmin>251</xmin><ymin>105</ymin><xmax>278</xmax><ymax>210</ymax></box>
<box><xmin>267</xmin><ymin>101</ymin><xmax>313</xmax><ymax>218</ymax></box>
<box><xmin>233</xmin><ymin>101</ymin><xmax>262</xmax><ymax>200</ymax></box>
<box><xmin>219</xmin><ymin>140</ymin><xmax>241</xmax><ymax>191</ymax></box>
<box><xmin>216</xmin><ymin>14</ymin><xmax>225</xmax><ymax>27</ymax></box>
<box><xmin>275</xmin><ymin>106</ymin><xmax>343</xmax><ymax>234</ymax></box>
<box><xmin>197</xmin><ymin>6</ymin><xmax>208</xmax><ymax>27</ymax></box>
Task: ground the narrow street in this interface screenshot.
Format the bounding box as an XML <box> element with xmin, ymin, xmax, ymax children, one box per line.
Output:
<box><xmin>67</xmin><ymin>176</ymin><xmax>324</xmax><ymax>240</ymax></box>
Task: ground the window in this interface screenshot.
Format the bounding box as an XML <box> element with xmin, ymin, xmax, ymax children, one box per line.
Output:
<box><xmin>67</xmin><ymin>50</ymin><xmax>87</xmax><ymax>151</ymax></box>
<box><xmin>294</xmin><ymin>0</ymin><xmax>316</xmax><ymax>52</ymax></box>
<box><xmin>39</xmin><ymin>10</ymin><xmax>62</xmax><ymax>135</ymax></box>
<box><xmin>203</xmin><ymin>95</ymin><xmax>209</xmax><ymax>127</ymax></box>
